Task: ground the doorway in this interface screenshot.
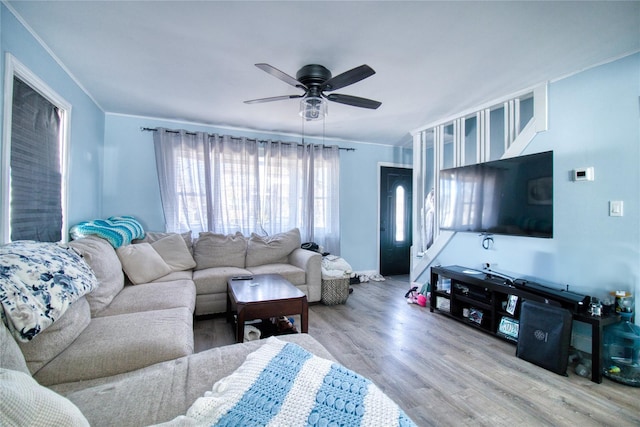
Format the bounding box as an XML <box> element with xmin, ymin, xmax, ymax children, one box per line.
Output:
<box><xmin>379</xmin><ymin>166</ymin><xmax>412</xmax><ymax>276</ymax></box>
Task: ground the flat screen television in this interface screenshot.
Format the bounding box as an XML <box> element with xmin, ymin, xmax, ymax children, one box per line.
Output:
<box><xmin>439</xmin><ymin>151</ymin><xmax>553</xmax><ymax>238</ymax></box>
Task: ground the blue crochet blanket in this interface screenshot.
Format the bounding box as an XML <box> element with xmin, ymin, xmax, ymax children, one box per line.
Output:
<box><xmin>69</xmin><ymin>215</ymin><xmax>144</xmax><ymax>248</ymax></box>
<box><xmin>166</xmin><ymin>337</ymin><xmax>416</xmax><ymax>427</ymax></box>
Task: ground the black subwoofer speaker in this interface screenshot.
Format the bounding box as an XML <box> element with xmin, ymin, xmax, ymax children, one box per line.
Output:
<box><xmin>516</xmin><ymin>300</ymin><xmax>572</xmax><ymax>376</ymax></box>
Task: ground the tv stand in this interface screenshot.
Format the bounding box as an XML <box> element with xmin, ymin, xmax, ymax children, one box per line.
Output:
<box><xmin>430</xmin><ymin>265</ymin><xmax>617</xmax><ymax>383</ymax></box>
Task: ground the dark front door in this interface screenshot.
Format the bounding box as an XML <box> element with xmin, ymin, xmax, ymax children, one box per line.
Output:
<box><xmin>379</xmin><ymin>167</ymin><xmax>413</xmax><ymax>276</ymax></box>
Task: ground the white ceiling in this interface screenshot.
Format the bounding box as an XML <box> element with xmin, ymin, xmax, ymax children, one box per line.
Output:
<box><xmin>7</xmin><ymin>1</ymin><xmax>640</xmax><ymax>147</ymax></box>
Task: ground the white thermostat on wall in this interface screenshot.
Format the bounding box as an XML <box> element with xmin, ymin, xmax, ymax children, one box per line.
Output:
<box><xmin>573</xmin><ymin>167</ymin><xmax>594</xmax><ymax>181</ymax></box>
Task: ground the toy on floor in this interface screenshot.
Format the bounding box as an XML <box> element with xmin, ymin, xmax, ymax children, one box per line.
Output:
<box><xmin>405</xmin><ymin>284</ymin><xmax>429</xmax><ymax>306</ymax></box>
<box><xmin>405</xmin><ymin>286</ymin><xmax>418</xmax><ymax>303</ymax></box>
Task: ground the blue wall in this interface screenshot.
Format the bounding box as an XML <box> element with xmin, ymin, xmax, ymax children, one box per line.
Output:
<box><xmin>103</xmin><ymin>114</ymin><xmax>412</xmax><ymax>271</ymax></box>
<box><xmin>339</xmin><ymin>139</ymin><xmax>412</xmax><ymax>272</ymax></box>
<box><xmin>0</xmin><ymin>2</ymin><xmax>412</xmax><ymax>272</ymax></box>
<box><xmin>0</xmin><ymin>4</ymin><xmax>104</xmax><ymax>228</ymax></box>
<box><xmin>8</xmin><ymin>1</ymin><xmax>636</xmax><ymax>294</ymax></box>
<box><xmin>430</xmin><ymin>53</ymin><xmax>640</xmax><ymax>313</ymax></box>
<box><xmin>0</xmin><ymin>3</ymin><xmax>412</xmax><ymax>272</ymax></box>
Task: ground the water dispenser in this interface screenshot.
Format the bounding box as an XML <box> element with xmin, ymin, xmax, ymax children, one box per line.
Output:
<box><xmin>602</xmin><ymin>312</ymin><xmax>640</xmax><ymax>386</ymax></box>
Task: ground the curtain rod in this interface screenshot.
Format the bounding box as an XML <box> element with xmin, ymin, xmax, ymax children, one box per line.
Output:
<box><xmin>140</xmin><ymin>127</ymin><xmax>356</xmax><ymax>151</ymax></box>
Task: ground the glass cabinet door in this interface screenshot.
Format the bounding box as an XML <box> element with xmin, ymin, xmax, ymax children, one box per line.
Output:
<box><xmin>489</xmin><ymin>106</ymin><xmax>504</xmax><ymax>161</ymax></box>
<box><xmin>464</xmin><ymin>115</ymin><xmax>477</xmax><ymax>166</ymax></box>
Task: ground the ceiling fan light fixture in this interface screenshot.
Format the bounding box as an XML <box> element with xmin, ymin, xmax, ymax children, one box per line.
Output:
<box><xmin>299</xmin><ymin>96</ymin><xmax>327</xmax><ymax>121</ymax></box>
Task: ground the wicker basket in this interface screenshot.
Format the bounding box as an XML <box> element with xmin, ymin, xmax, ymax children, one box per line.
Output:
<box><xmin>321</xmin><ymin>276</ymin><xmax>350</xmax><ymax>305</ymax></box>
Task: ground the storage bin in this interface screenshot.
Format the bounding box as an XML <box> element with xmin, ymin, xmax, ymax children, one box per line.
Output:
<box><xmin>321</xmin><ymin>276</ymin><xmax>350</xmax><ymax>305</ymax></box>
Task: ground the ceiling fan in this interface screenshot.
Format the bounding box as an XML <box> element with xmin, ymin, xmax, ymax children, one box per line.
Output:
<box><xmin>244</xmin><ymin>63</ymin><xmax>381</xmax><ymax>120</ymax></box>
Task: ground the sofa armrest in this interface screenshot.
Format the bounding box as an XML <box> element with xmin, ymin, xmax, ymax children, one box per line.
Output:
<box><xmin>288</xmin><ymin>248</ymin><xmax>322</xmax><ymax>302</ymax></box>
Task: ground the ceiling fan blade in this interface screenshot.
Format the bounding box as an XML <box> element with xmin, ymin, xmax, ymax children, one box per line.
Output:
<box><xmin>244</xmin><ymin>94</ymin><xmax>304</xmax><ymax>104</ymax></box>
<box><xmin>326</xmin><ymin>93</ymin><xmax>381</xmax><ymax>109</ymax></box>
<box><xmin>255</xmin><ymin>63</ymin><xmax>306</xmax><ymax>89</ymax></box>
<box><xmin>321</xmin><ymin>64</ymin><xmax>375</xmax><ymax>91</ymax></box>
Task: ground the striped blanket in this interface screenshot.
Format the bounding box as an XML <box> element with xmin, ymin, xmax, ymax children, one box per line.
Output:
<box><xmin>165</xmin><ymin>337</ymin><xmax>416</xmax><ymax>427</ymax></box>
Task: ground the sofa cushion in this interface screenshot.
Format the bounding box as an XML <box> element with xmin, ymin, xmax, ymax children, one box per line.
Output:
<box><xmin>69</xmin><ymin>236</ymin><xmax>124</xmax><ymax>316</ymax></box>
<box><xmin>195</xmin><ymin>293</ymin><xmax>228</xmax><ymax>317</ymax></box>
<box><xmin>0</xmin><ymin>240</ymin><xmax>97</xmax><ymax>342</ymax></box>
<box><xmin>0</xmin><ymin>368</ymin><xmax>89</xmax><ymax>427</ymax></box>
<box><xmin>95</xmin><ymin>280</ymin><xmax>196</xmax><ymax>317</ymax></box>
<box><xmin>245</xmin><ymin>228</ymin><xmax>301</xmax><ymax>267</ymax></box>
<box><xmin>136</xmin><ymin>231</ymin><xmax>193</xmax><ymax>254</ymax></box>
<box><xmin>246</xmin><ymin>264</ymin><xmax>306</xmax><ymax>286</ymax></box>
<box><xmin>193</xmin><ymin>232</ymin><xmax>247</xmax><ymax>269</ymax></box>
<box><xmin>18</xmin><ymin>297</ymin><xmax>91</xmax><ymax>375</ymax></box>
<box><xmin>0</xmin><ymin>321</ymin><xmax>29</xmax><ymax>375</ymax></box>
<box><xmin>151</xmin><ymin>270</ymin><xmax>193</xmax><ymax>283</ymax></box>
<box><xmin>150</xmin><ymin>234</ymin><xmax>196</xmax><ymax>272</ymax></box>
<box><xmin>33</xmin><ymin>307</ymin><xmax>194</xmax><ymax>386</ymax></box>
<box><xmin>116</xmin><ymin>243</ymin><xmax>172</xmax><ymax>285</ymax></box>
<box><xmin>192</xmin><ymin>266</ymin><xmax>252</xmax><ymax>295</ymax></box>
<box><xmin>56</xmin><ymin>334</ymin><xmax>335</xmax><ymax>427</ymax></box>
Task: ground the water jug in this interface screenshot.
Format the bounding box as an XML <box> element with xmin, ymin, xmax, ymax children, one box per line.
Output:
<box><xmin>602</xmin><ymin>313</ymin><xmax>640</xmax><ymax>386</ymax></box>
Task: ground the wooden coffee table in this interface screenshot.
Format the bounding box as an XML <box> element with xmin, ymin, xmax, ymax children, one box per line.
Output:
<box><xmin>226</xmin><ymin>274</ymin><xmax>308</xmax><ymax>343</ymax></box>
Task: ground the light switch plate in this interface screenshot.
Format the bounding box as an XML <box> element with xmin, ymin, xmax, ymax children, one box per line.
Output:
<box><xmin>609</xmin><ymin>200</ymin><xmax>623</xmax><ymax>217</ymax></box>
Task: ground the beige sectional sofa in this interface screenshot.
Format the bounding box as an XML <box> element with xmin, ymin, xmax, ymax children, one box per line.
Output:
<box><xmin>185</xmin><ymin>228</ymin><xmax>322</xmax><ymax>315</ymax></box>
<box><xmin>0</xmin><ymin>229</ymin><xmax>326</xmax><ymax>426</ymax></box>
<box><xmin>29</xmin><ymin>228</ymin><xmax>321</xmax><ymax>384</ymax></box>
<box><xmin>16</xmin><ymin>235</ymin><xmax>196</xmax><ymax>387</ymax></box>
<box><xmin>1</xmin><ymin>231</ymin><xmax>418</xmax><ymax>426</ymax></box>
<box><xmin>72</xmin><ymin>227</ymin><xmax>321</xmax><ymax>317</ymax></box>
<box><xmin>1</xmin><ymin>312</ymin><xmax>334</xmax><ymax>426</ymax></box>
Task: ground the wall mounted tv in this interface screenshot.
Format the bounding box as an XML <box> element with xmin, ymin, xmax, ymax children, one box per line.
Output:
<box><xmin>439</xmin><ymin>151</ymin><xmax>553</xmax><ymax>238</ymax></box>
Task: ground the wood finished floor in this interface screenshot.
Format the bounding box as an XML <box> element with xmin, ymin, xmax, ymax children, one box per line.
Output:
<box><xmin>194</xmin><ymin>276</ymin><xmax>640</xmax><ymax>426</ymax></box>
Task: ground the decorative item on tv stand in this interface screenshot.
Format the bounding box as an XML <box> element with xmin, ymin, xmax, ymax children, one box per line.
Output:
<box><xmin>612</xmin><ymin>290</ymin><xmax>634</xmax><ymax>320</ymax></box>
<box><xmin>602</xmin><ymin>290</ymin><xmax>639</xmax><ymax>387</ymax></box>
<box><xmin>589</xmin><ymin>297</ymin><xmax>603</xmax><ymax>316</ymax></box>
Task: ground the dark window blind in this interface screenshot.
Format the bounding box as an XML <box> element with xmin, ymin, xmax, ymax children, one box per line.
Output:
<box><xmin>10</xmin><ymin>76</ymin><xmax>62</xmax><ymax>242</ymax></box>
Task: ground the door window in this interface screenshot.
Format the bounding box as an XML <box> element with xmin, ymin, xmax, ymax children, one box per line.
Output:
<box><xmin>395</xmin><ymin>185</ymin><xmax>405</xmax><ymax>242</ymax></box>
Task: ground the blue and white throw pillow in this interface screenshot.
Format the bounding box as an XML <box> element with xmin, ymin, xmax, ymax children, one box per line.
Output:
<box><xmin>0</xmin><ymin>241</ymin><xmax>98</xmax><ymax>342</ymax></box>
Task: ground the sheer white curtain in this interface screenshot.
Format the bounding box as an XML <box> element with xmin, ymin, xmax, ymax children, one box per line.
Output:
<box><xmin>261</xmin><ymin>141</ymin><xmax>309</xmax><ymax>236</ymax></box>
<box><xmin>153</xmin><ymin>129</ymin><xmax>209</xmax><ymax>234</ymax></box>
<box><xmin>311</xmin><ymin>145</ymin><xmax>340</xmax><ymax>254</ymax></box>
<box><xmin>209</xmin><ymin>135</ymin><xmax>260</xmax><ymax>234</ymax></box>
<box><xmin>153</xmin><ymin>128</ymin><xmax>341</xmax><ymax>253</ymax></box>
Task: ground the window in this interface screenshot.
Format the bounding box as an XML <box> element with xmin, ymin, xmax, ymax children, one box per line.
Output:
<box><xmin>395</xmin><ymin>185</ymin><xmax>405</xmax><ymax>242</ymax></box>
<box><xmin>153</xmin><ymin>129</ymin><xmax>341</xmax><ymax>254</ymax></box>
<box><xmin>1</xmin><ymin>54</ymin><xmax>71</xmax><ymax>243</ymax></box>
